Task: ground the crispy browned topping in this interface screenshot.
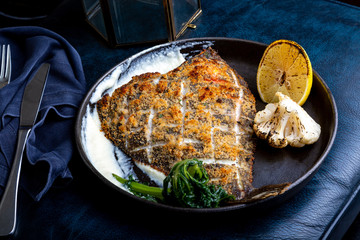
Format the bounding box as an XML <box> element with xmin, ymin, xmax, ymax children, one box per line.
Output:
<box><xmin>97</xmin><ymin>48</ymin><xmax>256</xmax><ymax>200</ymax></box>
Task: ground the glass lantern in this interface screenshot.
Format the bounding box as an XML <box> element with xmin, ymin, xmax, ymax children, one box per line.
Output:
<box><xmin>82</xmin><ymin>0</ymin><xmax>202</xmax><ymax>47</ymax></box>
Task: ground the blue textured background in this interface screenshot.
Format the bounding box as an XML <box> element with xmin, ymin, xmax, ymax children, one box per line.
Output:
<box><xmin>1</xmin><ymin>0</ymin><xmax>360</xmax><ymax>239</ymax></box>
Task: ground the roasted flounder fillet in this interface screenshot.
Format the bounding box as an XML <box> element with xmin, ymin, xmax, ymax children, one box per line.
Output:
<box><xmin>97</xmin><ymin>48</ymin><xmax>259</xmax><ymax>200</ymax></box>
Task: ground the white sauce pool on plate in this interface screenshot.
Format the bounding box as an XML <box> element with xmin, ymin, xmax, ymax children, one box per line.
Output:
<box><xmin>81</xmin><ymin>41</ymin><xmax>213</xmax><ymax>192</ymax></box>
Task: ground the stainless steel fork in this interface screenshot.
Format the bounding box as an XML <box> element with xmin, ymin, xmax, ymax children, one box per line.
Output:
<box><xmin>0</xmin><ymin>44</ymin><xmax>11</xmax><ymax>89</ymax></box>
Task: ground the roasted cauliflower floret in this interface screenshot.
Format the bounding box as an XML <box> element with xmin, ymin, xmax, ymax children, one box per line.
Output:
<box><xmin>253</xmin><ymin>92</ymin><xmax>321</xmax><ymax>148</ymax></box>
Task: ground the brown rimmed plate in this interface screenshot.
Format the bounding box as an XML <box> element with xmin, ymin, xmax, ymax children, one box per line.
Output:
<box><xmin>75</xmin><ymin>37</ymin><xmax>337</xmax><ymax>213</ymax></box>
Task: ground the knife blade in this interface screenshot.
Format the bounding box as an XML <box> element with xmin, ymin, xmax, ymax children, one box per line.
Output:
<box><xmin>0</xmin><ymin>63</ymin><xmax>50</xmax><ymax>236</ymax></box>
<box><xmin>20</xmin><ymin>63</ymin><xmax>50</xmax><ymax>128</ymax></box>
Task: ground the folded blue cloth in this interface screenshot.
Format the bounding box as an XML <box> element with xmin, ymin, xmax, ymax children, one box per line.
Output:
<box><xmin>0</xmin><ymin>26</ymin><xmax>86</xmax><ymax>201</ymax></box>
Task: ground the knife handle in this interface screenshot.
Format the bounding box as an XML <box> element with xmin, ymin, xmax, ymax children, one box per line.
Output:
<box><xmin>0</xmin><ymin>129</ymin><xmax>30</xmax><ymax>236</ymax></box>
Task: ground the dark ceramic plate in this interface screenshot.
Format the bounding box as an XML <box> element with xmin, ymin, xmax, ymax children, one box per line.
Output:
<box><xmin>75</xmin><ymin>38</ymin><xmax>337</xmax><ymax>213</ymax></box>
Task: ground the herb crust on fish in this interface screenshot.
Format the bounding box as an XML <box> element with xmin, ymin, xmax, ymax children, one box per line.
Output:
<box><xmin>97</xmin><ymin>48</ymin><xmax>260</xmax><ymax>200</ymax></box>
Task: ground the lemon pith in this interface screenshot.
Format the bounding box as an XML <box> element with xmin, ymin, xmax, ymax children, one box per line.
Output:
<box><xmin>257</xmin><ymin>39</ymin><xmax>313</xmax><ymax>106</ymax></box>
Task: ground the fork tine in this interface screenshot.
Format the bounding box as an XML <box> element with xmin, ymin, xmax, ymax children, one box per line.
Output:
<box><xmin>0</xmin><ymin>45</ymin><xmax>5</xmax><ymax>79</ymax></box>
<box><xmin>5</xmin><ymin>45</ymin><xmax>11</xmax><ymax>83</ymax></box>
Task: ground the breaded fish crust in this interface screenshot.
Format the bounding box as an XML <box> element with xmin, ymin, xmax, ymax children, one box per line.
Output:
<box><xmin>97</xmin><ymin>48</ymin><xmax>257</xmax><ymax>200</ymax></box>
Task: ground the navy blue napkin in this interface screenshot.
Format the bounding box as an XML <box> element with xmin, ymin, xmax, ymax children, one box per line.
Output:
<box><xmin>0</xmin><ymin>26</ymin><xmax>86</xmax><ymax>201</ymax></box>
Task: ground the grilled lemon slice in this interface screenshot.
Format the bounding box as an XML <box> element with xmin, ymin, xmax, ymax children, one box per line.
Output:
<box><xmin>257</xmin><ymin>39</ymin><xmax>313</xmax><ymax>106</ymax></box>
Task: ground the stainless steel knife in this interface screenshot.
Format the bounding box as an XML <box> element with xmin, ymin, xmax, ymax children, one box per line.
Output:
<box><xmin>0</xmin><ymin>63</ymin><xmax>50</xmax><ymax>236</ymax></box>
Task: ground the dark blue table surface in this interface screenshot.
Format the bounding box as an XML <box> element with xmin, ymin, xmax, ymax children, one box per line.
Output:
<box><xmin>1</xmin><ymin>0</ymin><xmax>360</xmax><ymax>239</ymax></box>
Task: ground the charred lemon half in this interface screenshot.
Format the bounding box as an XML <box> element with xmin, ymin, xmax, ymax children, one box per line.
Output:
<box><xmin>257</xmin><ymin>39</ymin><xmax>313</xmax><ymax>106</ymax></box>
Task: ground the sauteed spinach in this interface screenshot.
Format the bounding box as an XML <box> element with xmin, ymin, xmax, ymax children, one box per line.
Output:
<box><xmin>113</xmin><ymin>159</ymin><xmax>234</xmax><ymax>208</ymax></box>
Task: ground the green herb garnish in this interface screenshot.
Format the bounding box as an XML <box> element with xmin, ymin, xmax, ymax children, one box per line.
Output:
<box><xmin>113</xmin><ymin>175</ymin><xmax>161</xmax><ymax>202</ymax></box>
<box><xmin>113</xmin><ymin>159</ymin><xmax>234</xmax><ymax>208</ymax></box>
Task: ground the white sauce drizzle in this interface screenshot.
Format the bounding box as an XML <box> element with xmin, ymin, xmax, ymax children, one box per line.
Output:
<box><xmin>81</xmin><ymin>41</ymin><xmax>214</xmax><ymax>192</ymax></box>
